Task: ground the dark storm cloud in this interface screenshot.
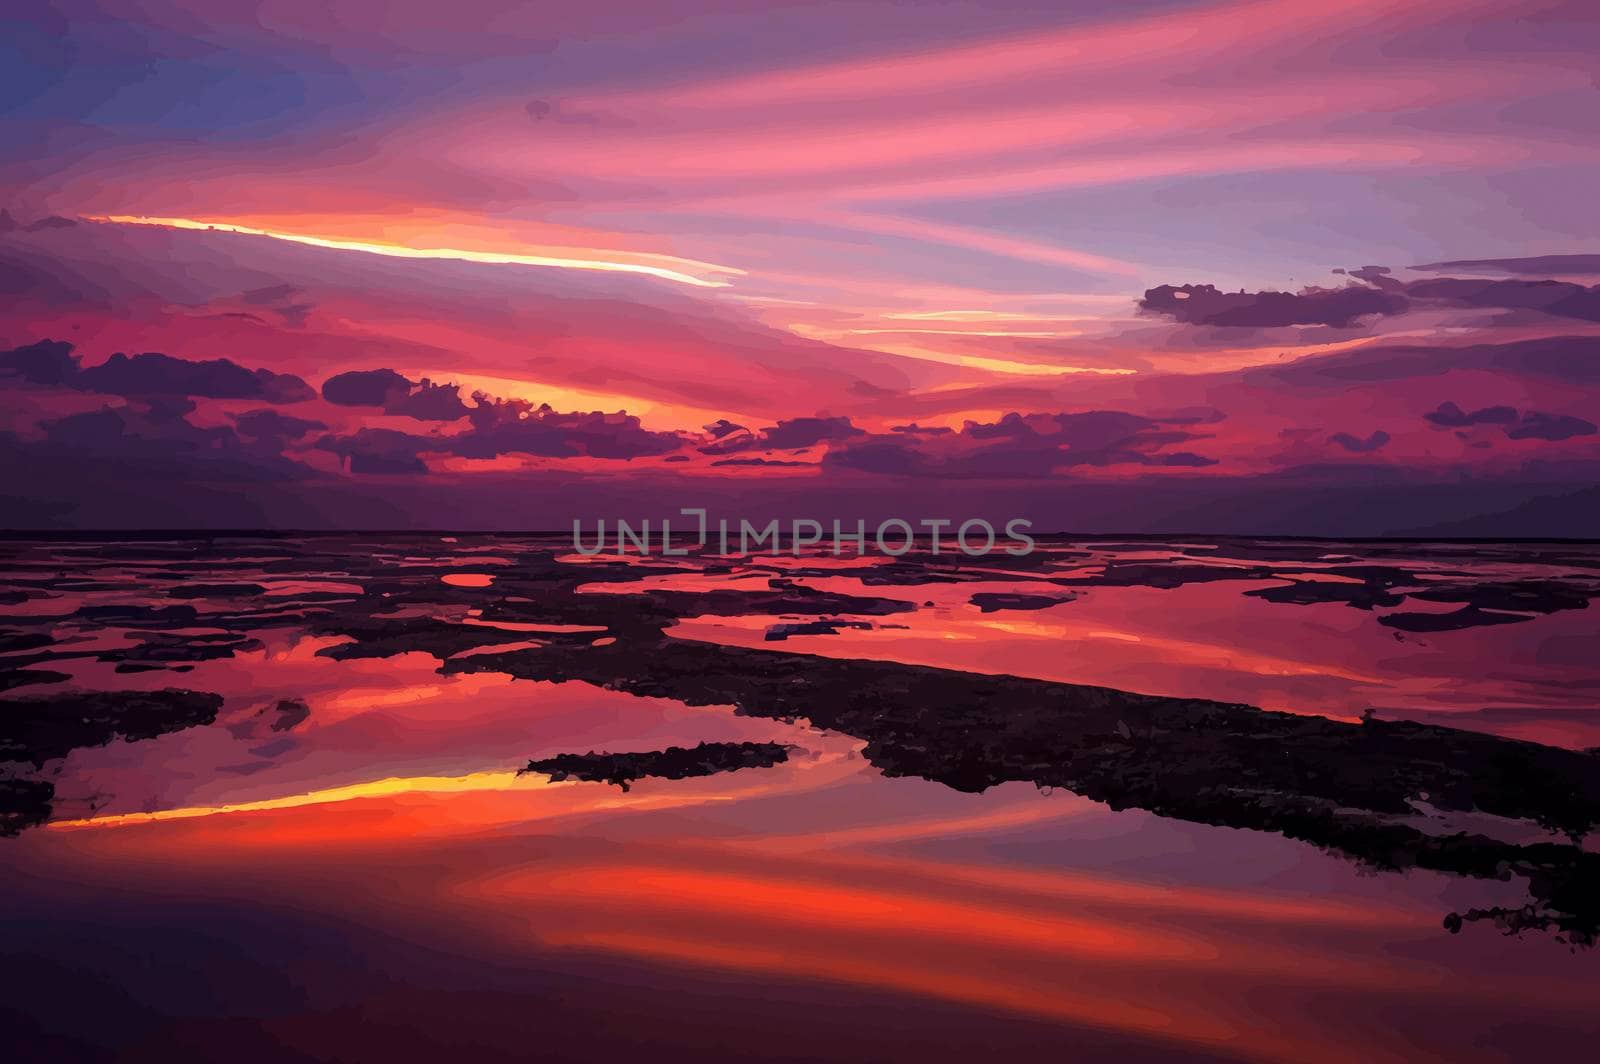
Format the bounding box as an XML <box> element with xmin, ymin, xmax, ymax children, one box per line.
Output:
<box><xmin>0</xmin><ymin>340</ymin><xmax>313</xmax><ymax>403</ymax></box>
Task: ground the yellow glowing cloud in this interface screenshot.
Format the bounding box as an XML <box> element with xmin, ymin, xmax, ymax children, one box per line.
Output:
<box><xmin>97</xmin><ymin>216</ymin><xmax>743</xmax><ymax>288</ymax></box>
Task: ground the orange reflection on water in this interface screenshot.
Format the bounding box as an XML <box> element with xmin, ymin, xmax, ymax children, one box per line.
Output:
<box><xmin>506</xmin><ymin>864</ymin><xmax>1208</xmax><ymax>962</ymax></box>
<box><xmin>544</xmin><ymin>929</ymin><xmax>1236</xmax><ymax>1052</ymax></box>
<box><xmin>46</xmin><ymin>770</ymin><xmax>534</xmax><ymax>830</ymax></box>
<box><xmin>21</xmin><ymin>757</ymin><xmax>1597</xmax><ymax>1064</ymax></box>
<box><xmin>463</xmin><ymin>852</ymin><xmax>1430</xmax><ymax>1064</ymax></box>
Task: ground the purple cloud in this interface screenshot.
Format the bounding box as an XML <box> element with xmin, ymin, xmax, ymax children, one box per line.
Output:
<box><xmin>703</xmin><ymin>419</ymin><xmax>748</xmax><ymax>440</ymax></box>
<box><xmin>1146</xmin><ymin>270</ymin><xmax>1600</xmax><ymax>329</ymax></box>
<box><xmin>1402</xmin><ymin>277</ymin><xmax>1600</xmax><ymax>323</ymax></box>
<box><xmin>1424</xmin><ymin>402</ymin><xmax>1519</xmax><ymax>428</ymax></box>
<box><xmin>314</xmin><ymin>396</ymin><xmax>687</xmax><ymax>472</ymax></box>
<box><xmin>392</xmin><ymin>380</ymin><xmax>472</xmax><ymax>421</ymax></box>
<box><xmin>321</xmin><ymin>368</ymin><xmax>413</xmax><ymax>406</ymax></box>
<box><xmin>1412</xmin><ymin>255</ymin><xmax>1600</xmax><ymax>276</ymax></box>
<box><xmin>457</xmin><ymin>399</ymin><xmax>685</xmax><ymax>460</ymax></box>
<box><xmin>1422</xmin><ymin>402</ymin><xmax>1595</xmax><ymax>442</ymax></box>
<box><xmin>825</xmin><ymin>410</ymin><xmax>1216</xmax><ymax>478</ymax></box>
<box><xmin>316</xmin><ymin>428</ymin><xmax>431</xmax><ymax>475</ymax></box>
<box><xmin>1</xmin><ymin>341</ymin><xmax>313</xmax><ymax>403</ymax></box>
<box><xmin>76</xmin><ymin>352</ymin><xmax>313</xmax><ymax>403</ymax></box>
<box><xmin>233</xmin><ymin>409</ymin><xmax>327</xmax><ymax>441</ymax></box>
<box><xmin>321</xmin><ymin>368</ymin><xmax>470</xmax><ymax>421</ymax></box>
<box><xmin>16</xmin><ymin>402</ymin><xmax>313</xmax><ymax>484</ymax></box>
<box><xmin>1140</xmin><ymin>283</ymin><xmax>1406</xmax><ymax>328</ymax></box>
<box><xmin>1260</xmin><ymin>335</ymin><xmax>1600</xmax><ymax>388</ymax></box>
<box><xmin>702</xmin><ymin>415</ymin><xmax>864</xmax><ymax>455</ymax></box>
<box><xmin>0</xmin><ymin>339</ymin><xmax>79</xmax><ymax>386</ymax></box>
<box><xmin>1506</xmin><ymin>412</ymin><xmax>1598</xmax><ymax>442</ymax></box>
<box><xmin>1329</xmin><ymin>430</ymin><xmax>1390</xmax><ymax>453</ymax></box>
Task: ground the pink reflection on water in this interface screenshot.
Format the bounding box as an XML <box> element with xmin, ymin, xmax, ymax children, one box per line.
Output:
<box><xmin>664</xmin><ymin>577</ymin><xmax>1600</xmax><ymax>748</ymax></box>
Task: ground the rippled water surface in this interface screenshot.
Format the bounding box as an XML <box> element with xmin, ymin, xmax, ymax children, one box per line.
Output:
<box><xmin>3</xmin><ymin>534</ymin><xmax>1599</xmax><ymax>1061</ymax></box>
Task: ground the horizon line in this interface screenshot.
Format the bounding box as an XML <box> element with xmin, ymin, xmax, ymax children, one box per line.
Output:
<box><xmin>2</xmin><ymin>529</ymin><xmax>1595</xmax><ymax>545</ymax></box>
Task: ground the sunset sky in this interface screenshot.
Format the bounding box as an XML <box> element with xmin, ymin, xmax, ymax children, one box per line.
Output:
<box><xmin>4</xmin><ymin>0</ymin><xmax>1599</xmax><ymax>532</ymax></box>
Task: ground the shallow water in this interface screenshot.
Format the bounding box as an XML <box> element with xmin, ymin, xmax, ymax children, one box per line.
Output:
<box><xmin>3</xmin><ymin>534</ymin><xmax>1598</xmax><ymax>1061</ymax></box>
